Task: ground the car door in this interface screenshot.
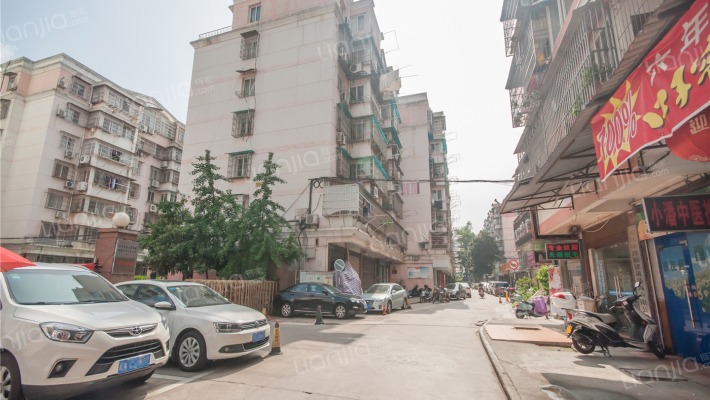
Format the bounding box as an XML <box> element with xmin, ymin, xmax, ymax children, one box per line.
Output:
<box><xmin>290</xmin><ymin>284</ymin><xmax>311</xmax><ymax>312</ymax></box>
<box><xmin>392</xmin><ymin>285</ymin><xmax>405</xmax><ymax>307</ymax></box>
<box><xmin>309</xmin><ymin>284</ymin><xmax>334</xmax><ymax>312</ymax></box>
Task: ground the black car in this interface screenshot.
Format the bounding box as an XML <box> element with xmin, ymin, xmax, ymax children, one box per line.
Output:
<box><xmin>274</xmin><ymin>283</ymin><xmax>365</xmax><ymax>319</ymax></box>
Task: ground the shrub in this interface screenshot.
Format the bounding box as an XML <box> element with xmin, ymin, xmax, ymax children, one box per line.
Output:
<box><xmin>134</xmin><ymin>275</ymin><xmax>147</xmax><ymax>280</ymax></box>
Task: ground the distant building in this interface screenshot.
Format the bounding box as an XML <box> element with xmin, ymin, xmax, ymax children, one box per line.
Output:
<box><xmin>483</xmin><ymin>200</ymin><xmax>517</xmax><ymax>279</ymax></box>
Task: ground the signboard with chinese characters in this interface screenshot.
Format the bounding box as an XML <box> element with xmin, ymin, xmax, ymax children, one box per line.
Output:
<box><xmin>642</xmin><ymin>193</ymin><xmax>710</xmax><ymax>232</ymax></box>
<box><xmin>112</xmin><ymin>239</ymin><xmax>139</xmax><ymax>275</ymax></box>
<box><xmin>545</xmin><ymin>243</ymin><xmax>581</xmax><ymax>260</ymax></box>
<box><xmin>299</xmin><ymin>271</ymin><xmax>334</xmax><ymax>285</ymax></box>
<box><xmin>591</xmin><ymin>0</ymin><xmax>710</xmax><ymax>181</ymax></box>
<box><xmin>627</xmin><ymin>225</ymin><xmax>651</xmax><ymax>315</ymax></box>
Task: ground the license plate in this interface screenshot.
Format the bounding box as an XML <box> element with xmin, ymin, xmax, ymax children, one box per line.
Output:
<box><xmin>366</xmin><ymin>305</ymin><xmax>373</xmax><ymax>309</ymax></box>
<box><xmin>117</xmin><ymin>354</ymin><xmax>150</xmax><ymax>374</ymax></box>
<box><xmin>566</xmin><ymin>326</ymin><xmax>573</xmax><ymax>334</ymax></box>
<box><xmin>252</xmin><ymin>330</ymin><xmax>266</xmax><ymax>342</ymax></box>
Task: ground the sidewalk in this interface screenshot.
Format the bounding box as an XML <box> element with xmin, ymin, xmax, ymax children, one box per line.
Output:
<box><xmin>481</xmin><ymin>306</ymin><xmax>710</xmax><ymax>400</ymax></box>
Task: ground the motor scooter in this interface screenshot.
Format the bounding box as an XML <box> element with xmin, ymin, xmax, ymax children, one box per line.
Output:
<box><xmin>478</xmin><ymin>287</ymin><xmax>485</xmax><ymax>298</ymax></box>
<box><xmin>566</xmin><ymin>282</ymin><xmax>664</xmax><ymax>358</ymax></box>
<box><xmin>513</xmin><ymin>295</ymin><xmax>547</xmax><ymax>319</ymax></box>
<box><xmin>408</xmin><ymin>284</ymin><xmax>420</xmax><ymax>298</ymax></box>
<box><xmin>420</xmin><ymin>286</ymin><xmax>432</xmax><ymax>303</ymax></box>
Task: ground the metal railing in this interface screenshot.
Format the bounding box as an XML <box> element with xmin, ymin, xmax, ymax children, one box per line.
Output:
<box><xmin>336</xmin><ymin>149</ymin><xmax>351</xmax><ymax>179</ymax></box>
<box><xmin>240</xmin><ymin>38</ymin><xmax>258</xmax><ymax>60</ymax></box>
<box><xmin>199</xmin><ymin>26</ymin><xmax>231</xmax><ymax>39</ymax></box>
<box><xmin>82</xmin><ymin>141</ymin><xmax>136</xmax><ymax>168</ymax></box>
<box><xmin>354</xmin><ymin>156</ymin><xmax>388</xmax><ymax>182</ymax></box>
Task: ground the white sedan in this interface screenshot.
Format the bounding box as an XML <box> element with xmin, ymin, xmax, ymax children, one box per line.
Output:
<box><xmin>361</xmin><ymin>283</ymin><xmax>408</xmax><ymax>313</ymax></box>
<box><xmin>116</xmin><ymin>281</ymin><xmax>269</xmax><ymax>371</ymax></box>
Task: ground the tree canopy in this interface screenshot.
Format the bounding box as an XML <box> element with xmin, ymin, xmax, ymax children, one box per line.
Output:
<box><xmin>455</xmin><ymin>222</ymin><xmax>504</xmax><ymax>281</ymax></box>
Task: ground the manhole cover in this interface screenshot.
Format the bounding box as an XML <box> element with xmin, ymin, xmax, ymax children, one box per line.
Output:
<box><xmin>620</xmin><ymin>368</ymin><xmax>688</xmax><ymax>382</ymax></box>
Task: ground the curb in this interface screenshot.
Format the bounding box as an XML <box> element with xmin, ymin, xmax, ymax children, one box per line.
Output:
<box><xmin>480</xmin><ymin>319</ymin><xmax>523</xmax><ymax>400</ymax></box>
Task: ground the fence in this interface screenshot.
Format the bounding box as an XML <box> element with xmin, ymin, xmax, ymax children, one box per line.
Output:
<box><xmin>188</xmin><ymin>280</ymin><xmax>279</xmax><ymax>313</ymax></box>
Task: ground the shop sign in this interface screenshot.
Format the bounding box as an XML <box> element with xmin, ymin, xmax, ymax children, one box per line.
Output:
<box><xmin>407</xmin><ymin>267</ymin><xmax>430</xmax><ymax>279</ymax></box>
<box><xmin>112</xmin><ymin>239</ymin><xmax>139</xmax><ymax>274</ymax></box>
<box><xmin>591</xmin><ymin>0</ymin><xmax>710</xmax><ymax>181</ymax></box>
<box><xmin>642</xmin><ymin>193</ymin><xmax>710</xmax><ymax>232</ymax></box>
<box><xmin>549</xmin><ymin>266</ymin><xmax>563</xmax><ymax>295</ymax></box>
<box><xmin>545</xmin><ymin>243</ymin><xmax>581</xmax><ymax>260</ymax></box>
<box><xmin>627</xmin><ymin>225</ymin><xmax>651</xmax><ymax>314</ymax></box>
<box><xmin>299</xmin><ymin>271</ymin><xmax>334</xmax><ymax>285</ymax></box>
<box><xmin>527</xmin><ymin>251</ymin><xmax>537</xmax><ymax>265</ymax></box>
<box><xmin>533</xmin><ymin>241</ymin><xmax>547</xmax><ymax>252</ymax></box>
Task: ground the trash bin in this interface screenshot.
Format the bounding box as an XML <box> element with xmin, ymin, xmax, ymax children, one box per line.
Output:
<box><xmin>576</xmin><ymin>296</ymin><xmax>594</xmax><ymax>311</ymax></box>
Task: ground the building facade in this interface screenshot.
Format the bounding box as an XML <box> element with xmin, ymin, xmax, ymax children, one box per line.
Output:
<box><xmin>182</xmin><ymin>0</ymin><xmax>453</xmax><ymax>289</ymax></box>
<box><xmin>483</xmin><ymin>200</ymin><xmax>517</xmax><ymax>280</ymax></box>
<box><xmin>0</xmin><ymin>54</ymin><xmax>185</xmax><ymax>269</ymax></box>
<box><xmin>499</xmin><ymin>0</ymin><xmax>710</xmax><ymax>362</ymax></box>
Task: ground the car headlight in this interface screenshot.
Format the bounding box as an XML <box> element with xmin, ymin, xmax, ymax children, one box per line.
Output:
<box><xmin>40</xmin><ymin>322</ymin><xmax>93</xmax><ymax>343</ymax></box>
<box><xmin>161</xmin><ymin>315</ymin><xmax>169</xmax><ymax>329</ymax></box>
<box><xmin>374</xmin><ymin>298</ymin><xmax>385</xmax><ymax>303</ymax></box>
<box><xmin>349</xmin><ymin>298</ymin><xmax>361</xmax><ymax>303</ymax></box>
<box><xmin>214</xmin><ymin>322</ymin><xmax>241</xmax><ymax>333</ymax></box>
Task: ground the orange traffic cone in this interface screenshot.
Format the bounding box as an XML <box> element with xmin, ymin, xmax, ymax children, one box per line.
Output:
<box><xmin>382</xmin><ymin>302</ymin><xmax>387</xmax><ymax>315</ymax></box>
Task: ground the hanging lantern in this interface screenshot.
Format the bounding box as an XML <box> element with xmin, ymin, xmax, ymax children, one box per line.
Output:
<box><xmin>666</xmin><ymin>107</ymin><xmax>710</xmax><ymax>163</ymax></box>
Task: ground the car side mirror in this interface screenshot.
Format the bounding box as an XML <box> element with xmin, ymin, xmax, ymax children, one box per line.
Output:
<box><xmin>322</xmin><ymin>290</ymin><xmax>330</xmax><ymax>295</ymax></box>
<box><xmin>154</xmin><ymin>301</ymin><xmax>174</xmax><ymax>310</ymax></box>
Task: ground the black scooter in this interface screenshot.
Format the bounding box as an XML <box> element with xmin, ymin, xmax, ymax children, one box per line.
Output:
<box><xmin>478</xmin><ymin>287</ymin><xmax>485</xmax><ymax>298</ymax></box>
<box><xmin>567</xmin><ymin>282</ymin><xmax>665</xmax><ymax>358</ymax></box>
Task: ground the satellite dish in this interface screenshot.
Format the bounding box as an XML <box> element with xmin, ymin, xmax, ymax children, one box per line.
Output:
<box><xmin>334</xmin><ymin>259</ymin><xmax>345</xmax><ymax>271</ymax></box>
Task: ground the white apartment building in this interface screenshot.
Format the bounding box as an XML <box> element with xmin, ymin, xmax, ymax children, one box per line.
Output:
<box><xmin>182</xmin><ymin>0</ymin><xmax>453</xmax><ymax>288</ymax></box>
<box><xmin>0</xmin><ymin>54</ymin><xmax>185</xmax><ymax>267</ymax></box>
<box><xmin>483</xmin><ymin>200</ymin><xmax>517</xmax><ymax>278</ymax></box>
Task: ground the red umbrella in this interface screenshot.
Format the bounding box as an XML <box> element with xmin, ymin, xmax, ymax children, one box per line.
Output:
<box><xmin>0</xmin><ymin>247</ymin><xmax>36</xmax><ymax>272</ymax></box>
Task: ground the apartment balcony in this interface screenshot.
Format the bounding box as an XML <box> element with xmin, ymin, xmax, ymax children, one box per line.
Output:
<box><xmin>352</xmin><ymin>116</ymin><xmax>388</xmax><ymax>157</ymax></box>
<box><xmin>354</xmin><ymin>156</ymin><xmax>388</xmax><ymax>183</ymax></box>
<box><xmin>240</xmin><ymin>33</ymin><xmax>258</xmax><ymax>60</ymax></box>
<box><xmin>81</xmin><ymin>140</ymin><xmax>137</xmax><ymax>169</ymax></box>
<box><xmin>382</xmin><ymin>194</ymin><xmax>404</xmax><ymax>219</ymax></box>
<box><xmin>323</xmin><ymin>183</ymin><xmax>408</xmax><ymax>251</ymax></box>
<box><xmin>336</xmin><ymin>148</ymin><xmax>352</xmax><ymax>179</ymax></box>
<box><xmin>336</xmin><ymin>103</ymin><xmax>352</xmax><ymax>143</ymax></box>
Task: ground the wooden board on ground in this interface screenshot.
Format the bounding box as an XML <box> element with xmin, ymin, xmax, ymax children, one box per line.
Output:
<box><xmin>485</xmin><ymin>325</ymin><xmax>572</xmax><ymax>347</ymax></box>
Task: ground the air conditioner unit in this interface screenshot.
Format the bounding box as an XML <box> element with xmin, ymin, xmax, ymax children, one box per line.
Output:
<box><xmin>418</xmin><ymin>242</ymin><xmax>429</xmax><ymax>250</ymax></box>
<box><xmin>7</xmin><ymin>82</ymin><xmax>17</xmax><ymax>91</ymax></box>
<box><xmin>57</xmin><ymin>79</ymin><xmax>66</xmax><ymax>89</ymax></box>
<box><xmin>350</xmin><ymin>63</ymin><xmax>362</xmax><ymax>73</ymax></box>
<box><xmin>305</xmin><ymin>248</ymin><xmax>316</xmax><ymax>259</ymax></box>
<box><xmin>55</xmin><ymin>211</ymin><xmax>68</xmax><ymax>219</ymax></box>
<box><xmin>56</xmin><ymin>109</ymin><xmax>66</xmax><ymax>118</ymax></box>
<box><xmin>371</xmin><ymin>186</ymin><xmax>378</xmax><ymax>198</ymax></box>
<box><xmin>79</xmin><ymin>155</ymin><xmax>90</xmax><ymax>165</ymax></box>
<box><xmin>337</xmin><ymin>132</ymin><xmax>347</xmax><ymax>145</ymax></box>
<box><xmin>151</xmin><ymin>180</ymin><xmax>160</xmax><ymax>188</ymax></box>
<box><xmin>64</xmin><ymin>181</ymin><xmax>75</xmax><ymax>189</ymax></box>
<box><xmin>340</xmin><ymin>92</ymin><xmax>347</xmax><ymax>102</ymax></box>
<box><xmin>77</xmin><ymin>182</ymin><xmax>88</xmax><ymax>192</ymax></box>
<box><xmin>161</xmin><ymin>161</ymin><xmax>169</xmax><ymax>168</ymax></box>
<box><xmin>149</xmin><ymin>204</ymin><xmax>158</xmax><ymax>213</ymax></box>
<box><xmin>305</xmin><ymin>214</ymin><xmax>319</xmax><ymax>226</ymax></box>
<box><xmin>64</xmin><ymin>150</ymin><xmax>74</xmax><ymax>159</ymax></box>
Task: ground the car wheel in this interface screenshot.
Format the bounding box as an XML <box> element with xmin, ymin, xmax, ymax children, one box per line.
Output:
<box><xmin>334</xmin><ymin>303</ymin><xmax>348</xmax><ymax>319</ymax></box>
<box><xmin>128</xmin><ymin>370</ymin><xmax>154</xmax><ymax>385</ymax></box>
<box><xmin>0</xmin><ymin>353</ymin><xmax>21</xmax><ymax>400</ymax></box>
<box><xmin>386</xmin><ymin>301</ymin><xmax>392</xmax><ymax>314</ymax></box>
<box><xmin>401</xmin><ymin>298</ymin><xmax>407</xmax><ymax>310</ymax></box>
<box><xmin>177</xmin><ymin>332</ymin><xmax>208</xmax><ymax>372</ymax></box>
<box><xmin>280</xmin><ymin>302</ymin><xmax>293</xmax><ymax>318</ymax></box>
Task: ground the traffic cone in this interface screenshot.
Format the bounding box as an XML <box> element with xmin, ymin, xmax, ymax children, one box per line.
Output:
<box><xmin>261</xmin><ymin>301</ymin><xmax>267</xmax><ymax>316</ymax></box>
<box><xmin>315</xmin><ymin>305</ymin><xmax>325</xmax><ymax>325</ymax></box>
<box><xmin>506</xmin><ymin>292</ymin><xmax>509</xmax><ymax>302</ymax></box>
<box><xmin>406</xmin><ymin>297</ymin><xmax>412</xmax><ymax>309</ymax></box>
<box><xmin>382</xmin><ymin>301</ymin><xmax>387</xmax><ymax>315</ymax></box>
<box><xmin>269</xmin><ymin>321</ymin><xmax>283</xmax><ymax>356</ymax></box>
<box><xmin>499</xmin><ymin>294</ymin><xmax>502</xmax><ymax>303</ymax></box>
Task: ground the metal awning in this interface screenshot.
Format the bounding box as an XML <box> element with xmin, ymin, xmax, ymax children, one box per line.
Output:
<box><xmin>228</xmin><ymin>150</ymin><xmax>254</xmax><ymax>156</ymax></box>
<box><xmin>234</xmin><ymin>109</ymin><xmax>254</xmax><ymax>115</ymax></box>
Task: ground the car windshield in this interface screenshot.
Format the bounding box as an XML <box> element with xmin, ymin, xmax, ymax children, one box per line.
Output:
<box><xmin>3</xmin><ymin>269</ymin><xmax>126</xmax><ymax>305</ymax></box>
<box><xmin>321</xmin><ymin>284</ymin><xmax>340</xmax><ymax>294</ymax></box>
<box><xmin>167</xmin><ymin>285</ymin><xmax>230</xmax><ymax>307</ymax></box>
<box><xmin>445</xmin><ymin>283</ymin><xmax>457</xmax><ymax>289</ymax></box>
<box><xmin>365</xmin><ymin>285</ymin><xmax>391</xmax><ymax>294</ymax></box>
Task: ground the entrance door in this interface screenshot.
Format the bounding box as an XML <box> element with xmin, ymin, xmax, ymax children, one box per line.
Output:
<box><xmin>656</xmin><ymin>232</ymin><xmax>710</xmax><ymax>363</ymax></box>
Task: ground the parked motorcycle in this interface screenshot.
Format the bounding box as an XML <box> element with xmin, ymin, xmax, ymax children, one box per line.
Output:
<box><xmin>513</xmin><ymin>295</ymin><xmax>547</xmax><ymax>319</ymax></box>
<box><xmin>419</xmin><ymin>286</ymin><xmax>432</xmax><ymax>303</ymax></box>
<box><xmin>443</xmin><ymin>288</ymin><xmax>451</xmax><ymax>303</ymax></box>
<box><xmin>408</xmin><ymin>284</ymin><xmax>420</xmax><ymax>298</ymax></box>
<box><xmin>567</xmin><ymin>282</ymin><xmax>664</xmax><ymax>359</ymax></box>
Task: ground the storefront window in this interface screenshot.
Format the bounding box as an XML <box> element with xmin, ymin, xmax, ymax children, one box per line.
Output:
<box><xmin>593</xmin><ymin>242</ymin><xmax>634</xmax><ymax>333</ymax></box>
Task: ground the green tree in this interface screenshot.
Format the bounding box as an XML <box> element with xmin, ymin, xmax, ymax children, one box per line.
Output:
<box><xmin>222</xmin><ymin>153</ymin><xmax>302</xmax><ymax>280</ymax></box>
<box><xmin>536</xmin><ymin>265</ymin><xmax>550</xmax><ymax>292</ymax></box>
<box><xmin>471</xmin><ymin>230</ymin><xmax>504</xmax><ymax>281</ymax></box>
<box><xmin>138</xmin><ymin>194</ymin><xmax>195</xmax><ymax>278</ymax></box>
<box><xmin>455</xmin><ymin>222</ymin><xmax>476</xmax><ymax>279</ymax></box>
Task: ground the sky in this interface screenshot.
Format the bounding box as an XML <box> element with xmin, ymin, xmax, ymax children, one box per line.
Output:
<box><xmin>1</xmin><ymin>0</ymin><xmax>522</xmax><ymax>233</ymax></box>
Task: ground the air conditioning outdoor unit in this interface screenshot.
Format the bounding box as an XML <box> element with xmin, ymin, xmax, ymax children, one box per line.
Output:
<box><xmin>64</xmin><ymin>150</ymin><xmax>74</xmax><ymax>159</ymax></box>
<box><xmin>77</xmin><ymin>182</ymin><xmax>88</xmax><ymax>192</ymax></box>
<box><xmin>340</xmin><ymin>92</ymin><xmax>347</xmax><ymax>102</ymax></box>
<box><xmin>371</xmin><ymin>186</ymin><xmax>378</xmax><ymax>198</ymax></box>
<box><xmin>64</xmin><ymin>181</ymin><xmax>75</xmax><ymax>189</ymax></box>
<box><xmin>151</xmin><ymin>180</ymin><xmax>160</xmax><ymax>188</ymax></box>
<box><xmin>149</xmin><ymin>204</ymin><xmax>158</xmax><ymax>213</ymax></box>
<box><xmin>79</xmin><ymin>155</ymin><xmax>90</xmax><ymax>164</ymax></box>
<box><xmin>161</xmin><ymin>161</ymin><xmax>169</xmax><ymax>168</ymax></box>
<box><xmin>57</xmin><ymin>79</ymin><xmax>66</xmax><ymax>89</ymax></box>
<box><xmin>418</xmin><ymin>242</ymin><xmax>429</xmax><ymax>250</ymax></box>
<box><xmin>337</xmin><ymin>132</ymin><xmax>347</xmax><ymax>145</ymax></box>
<box><xmin>55</xmin><ymin>211</ymin><xmax>68</xmax><ymax>219</ymax></box>
<box><xmin>8</xmin><ymin>82</ymin><xmax>17</xmax><ymax>91</ymax></box>
<box><xmin>56</xmin><ymin>109</ymin><xmax>66</xmax><ymax>118</ymax></box>
<box><xmin>305</xmin><ymin>214</ymin><xmax>319</xmax><ymax>227</ymax></box>
<box><xmin>350</xmin><ymin>63</ymin><xmax>362</xmax><ymax>73</ymax></box>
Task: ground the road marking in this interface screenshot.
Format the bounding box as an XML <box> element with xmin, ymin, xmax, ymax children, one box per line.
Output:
<box><xmin>146</xmin><ymin>370</ymin><xmax>214</xmax><ymax>398</ymax></box>
<box><xmin>152</xmin><ymin>374</ymin><xmax>187</xmax><ymax>381</ymax></box>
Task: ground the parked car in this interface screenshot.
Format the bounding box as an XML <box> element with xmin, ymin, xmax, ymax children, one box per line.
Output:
<box><xmin>273</xmin><ymin>283</ymin><xmax>365</xmax><ymax>319</ymax></box>
<box><xmin>115</xmin><ymin>280</ymin><xmax>269</xmax><ymax>372</ymax></box>
<box><xmin>445</xmin><ymin>283</ymin><xmax>467</xmax><ymax>300</ymax></box>
<box><xmin>493</xmin><ymin>282</ymin><xmax>510</xmax><ymax>296</ymax></box>
<box><xmin>361</xmin><ymin>283</ymin><xmax>408</xmax><ymax>313</ymax></box>
<box><xmin>459</xmin><ymin>282</ymin><xmax>472</xmax><ymax>298</ymax></box>
<box><xmin>0</xmin><ymin>263</ymin><xmax>170</xmax><ymax>400</ymax></box>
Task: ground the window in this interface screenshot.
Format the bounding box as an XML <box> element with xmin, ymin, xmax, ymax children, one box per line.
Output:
<box><xmin>135</xmin><ymin>285</ymin><xmax>172</xmax><ymax>307</ymax></box>
<box><xmin>160</xmin><ymin>192</ymin><xmax>177</xmax><ymax>203</ymax></box>
<box><xmin>70</xmin><ymin>78</ymin><xmax>87</xmax><ymax>99</ymax></box>
<box><xmin>228</xmin><ymin>154</ymin><xmax>251</xmax><ymax>178</ymax></box>
<box><xmin>352</xmin><ymin>49</ymin><xmax>365</xmax><ymax>64</ymax></box>
<box><xmin>132</xmin><ymin>162</ymin><xmax>142</xmax><ymax>176</ymax></box>
<box><xmin>93</xmin><ymin>170</ymin><xmax>128</xmax><ymax>192</ymax></box>
<box><xmin>141</xmin><ymin>108</ymin><xmax>159</xmax><ymax>133</ymax></box>
<box><xmin>129</xmin><ymin>183</ymin><xmax>140</xmax><ymax>199</ymax></box>
<box><xmin>77</xmin><ymin>168</ymin><xmax>90</xmax><ymax>182</ymax></box>
<box><xmin>352</xmin><ymin>118</ymin><xmax>366</xmax><ymax>140</ymax></box>
<box><xmin>46</xmin><ymin>190</ymin><xmax>67</xmax><ymax>211</ymax></box>
<box><xmin>177</xmin><ymin>126</ymin><xmax>185</xmax><ymax>143</ymax></box>
<box><xmin>65</xmin><ymin>104</ymin><xmax>83</xmax><ymax>125</ymax></box>
<box><xmin>117</xmin><ymin>284</ymin><xmax>141</xmax><ymax>300</ymax></box>
<box><xmin>350</xmin><ymin>85</ymin><xmax>364</xmax><ymax>102</ymax></box>
<box><xmin>0</xmin><ymin>100</ymin><xmax>10</xmax><ymax>119</ymax></box>
<box><xmin>242</xmin><ymin>37</ymin><xmax>258</xmax><ymax>59</ymax></box>
<box><xmin>232</xmin><ymin>112</ymin><xmax>253</xmax><ymax>137</ymax></box>
<box><xmin>7</xmin><ymin>75</ymin><xmax>16</xmax><ymax>88</ymax></box>
<box><xmin>290</xmin><ymin>284</ymin><xmax>309</xmax><ymax>293</ymax></box>
<box><xmin>52</xmin><ymin>160</ymin><xmax>75</xmax><ymax>180</ymax></box>
<box><xmin>59</xmin><ymin>132</ymin><xmax>78</xmax><ymax>151</ymax></box>
<box><xmin>430</xmin><ymin>143</ymin><xmax>442</xmax><ymax>153</ymax></box>
<box><xmin>171</xmin><ymin>171</ymin><xmax>180</xmax><ymax>184</ymax></box>
<box><xmin>352</xmin><ymin>14</ymin><xmax>365</xmax><ymax>32</ymax></box>
<box><xmin>147</xmin><ymin>191</ymin><xmax>155</xmax><ymax>203</ymax></box>
<box><xmin>242</xmin><ymin>78</ymin><xmax>255</xmax><ymax>97</ymax></box>
<box><xmin>249</xmin><ymin>5</ymin><xmax>261</xmax><ymax>23</ymax></box>
<box><xmin>433</xmin><ymin>189</ymin><xmax>443</xmax><ymax>201</ymax></box>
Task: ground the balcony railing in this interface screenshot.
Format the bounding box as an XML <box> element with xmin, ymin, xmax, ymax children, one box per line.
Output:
<box><xmin>240</xmin><ymin>37</ymin><xmax>258</xmax><ymax>60</ymax></box>
<box><xmin>337</xmin><ymin>103</ymin><xmax>352</xmax><ymax>141</ymax></box>
<box><xmin>82</xmin><ymin>140</ymin><xmax>137</xmax><ymax>168</ymax></box>
<box><xmin>352</xmin><ymin>116</ymin><xmax>388</xmax><ymax>156</ymax></box>
<box><xmin>354</xmin><ymin>156</ymin><xmax>388</xmax><ymax>182</ymax></box>
<box><xmin>323</xmin><ymin>183</ymin><xmax>408</xmax><ymax>250</ymax></box>
<box><xmin>336</xmin><ymin>148</ymin><xmax>351</xmax><ymax>179</ymax></box>
<box><xmin>199</xmin><ymin>26</ymin><xmax>231</xmax><ymax>39</ymax></box>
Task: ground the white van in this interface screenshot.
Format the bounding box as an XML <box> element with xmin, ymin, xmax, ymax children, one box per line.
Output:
<box><xmin>0</xmin><ymin>263</ymin><xmax>170</xmax><ymax>400</ymax></box>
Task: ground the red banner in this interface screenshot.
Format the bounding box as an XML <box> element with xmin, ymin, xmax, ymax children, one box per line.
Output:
<box><xmin>592</xmin><ymin>0</ymin><xmax>710</xmax><ymax>181</ymax></box>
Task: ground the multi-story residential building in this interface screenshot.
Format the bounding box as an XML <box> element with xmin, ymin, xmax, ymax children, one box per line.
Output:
<box><xmin>483</xmin><ymin>200</ymin><xmax>517</xmax><ymax>280</ymax></box>
<box><xmin>498</xmin><ymin>0</ymin><xmax>710</xmax><ymax>361</ymax></box>
<box><xmin>0</xmin><ymin>54</ymin><xmax>185</xmax><ymax>268</ymax></box>
<box><xmin>182</xmin><ymin>0</ymin><xmax>453</xmax><ymax>289</ymax></box>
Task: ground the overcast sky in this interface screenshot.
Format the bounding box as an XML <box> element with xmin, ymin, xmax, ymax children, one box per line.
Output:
<box><xmin>1</xmin><ymin>0</ymin><xmax>521</xmax><ymax>233</ymax></box>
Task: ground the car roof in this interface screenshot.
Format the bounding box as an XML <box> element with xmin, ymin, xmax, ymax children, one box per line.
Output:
<box><xmin>116</xmin><ymin>280</ymin><xmax>204</xmax><ymax>287</ymax></box>
<box><xmin>3</xmin><ymin>262</ymin><xmax>92</xmax><ymax>272</ymax></box>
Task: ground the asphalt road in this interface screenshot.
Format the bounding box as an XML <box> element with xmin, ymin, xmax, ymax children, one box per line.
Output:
<box><xmin>69</xmin><ymin>295</ymin><xmax>507</xmax><ymax>400</ymax></box>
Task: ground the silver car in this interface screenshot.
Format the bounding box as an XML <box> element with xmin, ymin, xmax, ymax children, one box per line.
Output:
<box><xmin>361</xmin><ymin>283</ymin><xmax>408</xmax><ymax>314</ymax></box>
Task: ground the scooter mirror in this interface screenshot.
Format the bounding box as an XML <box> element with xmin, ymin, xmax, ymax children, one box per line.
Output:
<box><xmin>634</xmin><ymin>282</ymin><xmax>640</xmax><ymax>288</ymax></box>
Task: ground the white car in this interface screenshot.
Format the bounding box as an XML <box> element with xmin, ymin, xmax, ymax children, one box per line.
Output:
<box><xmin>0</xmin><ymin>263</ymin><xmax>170</xmax><ymax>400</ymax></box>
<box><xmin>459</xmin><ymin>282</ymin><xmax>472</xmax><ymax>298</ymax></box>
<box><xmin>361</xmin><ymin>283</ymin><xmax>408</xmax><ymax>313</ymax></box>
<box><xmin>116</xmin><ymin>280</ymin><xmax>270</xmax><ymax>372</ymax></box>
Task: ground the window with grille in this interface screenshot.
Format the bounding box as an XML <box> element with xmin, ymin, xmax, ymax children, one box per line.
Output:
<box><xmin>147</xmin><ymin>191</ymin><xmax>155</xmax><ymax>203</ymax></box>
<box><xmin>171</xmin><ymin>171</ymin><xmax>180</xmax><ymax>184</ymax></box>
<box><xmin>352</xmin><ymin>119</ymin><xmax>366</xmax><ymax>140</ymax></box>
<box><xmin>46</xmin><ymin>190</ymin><xmax>67</xmax><ymax>211</ymax></box>
<box><xmin>433</xmin><ymin>189</ymin><xmax>443</xmax><ymax>201</ymax></box>
<box><xmin>249</xmin><ymin>5</ymin><xmax>261</xmax><ymax>22</ymax></box>
<box><xmin>350</xmin><ymin>85</ymin><xmax>364</xmax><ymax>102</ymax></box>
<box><xmin>141</xmin><ymin>108</ymin><xmax>159</xmax><ymax>132</ymax></box>
<box><xmin>78</xmin><ymin>168</ymin><xmax>90</xmax><ymax>182</ymax></box>
<box><xmin>0</xmin><ymin>100</ymin><xmax>10</xmax><ymax>119</ymax></box>
<box><xmin>161</xmin><ymin>192</ymin><xmax>177</xmax><ymax>202</ymax></box>
<box><xmin>243</xmin><ymin>37</ymin><xmax>258</xmax><ymax>59</ymax></box>
<box><xmin>430</xmin><ymin>143</ymin><xmax>442</xmax><ymax>153</ymax></box>
<box><xmin>242</xmin><ymin>78</ymin><xmax>255</xmax><ymax>97</ymax></box>
<box><xmin>65</xmin><ymin>105</ymin><xmax>82</xmax><ymax>124</ymax></box>
<box><xmin>352</xmin><ymin>49</ymin><xmax>365</xmax><ymax>64</ymax></box>
<box><xmin>228</xmin><ymin>154</ymin><xmax>251</xmax><ymax>178</ymax></box>
<box><xmin>70</xmin><ymin>78</ymin><xmax>87</xmax><ymax>99</ymax></box>
<box><xmin>232</xmin><ymin>113</ymin><xmax>253</xmax><ymax>137</ymax></box>
<box><xmin>59</xmin><ymin>132</ymin><xmax>79</xmax><ymax>151</ymax></box>
<box><xmin>177</xmin><ymin>126</ymin><xmax>185</xmax><ymax>143</ymax></box>
<box><xmin>52</xmin><ymin>160</ymin><xmax>75</xmax><ymax>180</ymax></box>
<box><xmin>129</xmin><ymin>183</ymin><xmax>140</xmax><ymax>199</ymax></box>
<box><xmin>352</xmin><ymin>14</ymin><xmax>365</xmax><ymax>32</ymax></box>
<box><xmin>132</xmin><ymin>162</ymin><xmax>142</xmax><ymax>176</ymax></box>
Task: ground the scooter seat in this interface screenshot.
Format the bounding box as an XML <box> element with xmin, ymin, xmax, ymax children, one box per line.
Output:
<box><xmin>580</xmin><ymin>311</ymin><xmax>616</xmax><ymax>325</ymax></box>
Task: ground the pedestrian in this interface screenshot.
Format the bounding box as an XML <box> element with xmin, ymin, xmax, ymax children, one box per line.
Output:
<box><xmin>150</xmin><ymin>270</ymin><xmax>156</xmax><ymax>279</ymax></box>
